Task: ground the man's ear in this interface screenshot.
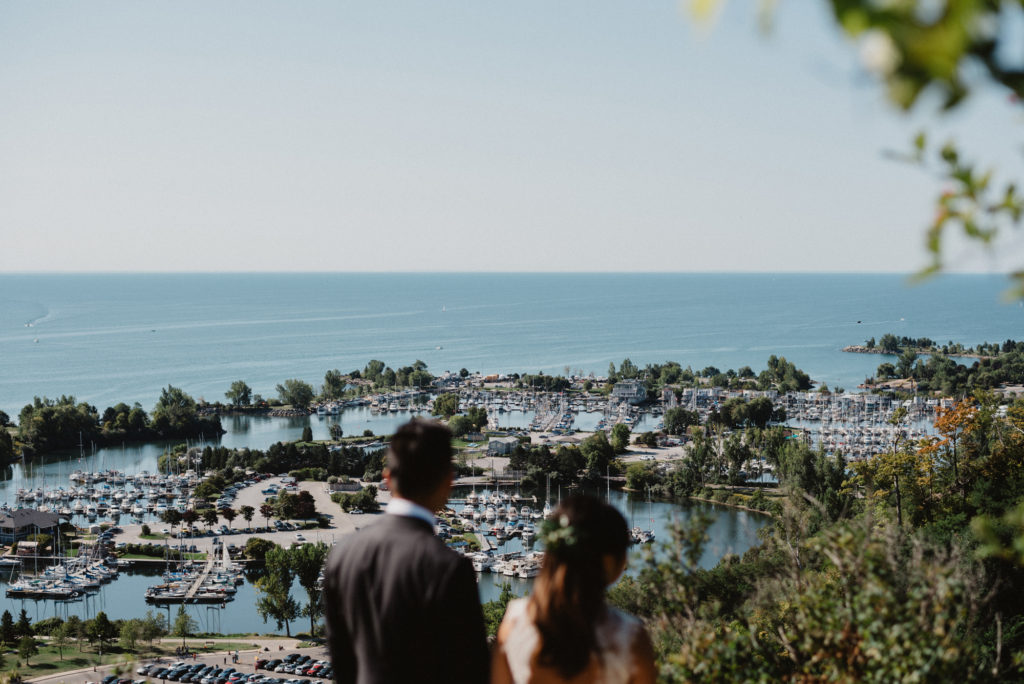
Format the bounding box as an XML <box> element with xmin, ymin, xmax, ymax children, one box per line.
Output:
<box><xmin>383</xmin><ymin>468</ymin><xmax>392</xmax><ymax>490</ymax></box>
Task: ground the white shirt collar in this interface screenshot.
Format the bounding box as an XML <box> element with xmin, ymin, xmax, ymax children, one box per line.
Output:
<box><xmin>386</xmin><ymin>497</ymin><xmax>437</xmax><ymax>528</ymax></box>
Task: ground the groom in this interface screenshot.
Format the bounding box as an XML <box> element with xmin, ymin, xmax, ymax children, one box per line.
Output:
<box><xmin>324</xmin><ymin>419</ymin><xmax>489</xmax><ymax>684</ymax></box>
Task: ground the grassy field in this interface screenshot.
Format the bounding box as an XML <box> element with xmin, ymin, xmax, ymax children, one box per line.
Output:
<box><xmin>119</xmin><ymin>552</ymin><xmax>207</xmax><ymax>561</ymax></box>
<box><xmin>11</xmin><ymin>640</ymin><xmax>254</xmax><ymax>679</ymax></box>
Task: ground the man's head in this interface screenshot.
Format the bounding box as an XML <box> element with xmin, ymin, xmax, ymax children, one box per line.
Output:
<box><xmin>385</xmin><ymin>419</ymin><xmax>454</xmax><ymax>510</ymax></box>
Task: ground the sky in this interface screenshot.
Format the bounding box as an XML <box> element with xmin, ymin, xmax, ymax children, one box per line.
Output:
<box><xmin>1</xmin><ymin>1</ymin><xmax>1022</xmax><ymax>273</ymax></box>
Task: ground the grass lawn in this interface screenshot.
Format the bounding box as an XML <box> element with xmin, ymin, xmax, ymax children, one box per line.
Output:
<box><xmin>119</xmin><ymin>552</ymin><xmax>207</xmax><ymax>561</ymax></box>
<box><xmin>139</xmin><ymin>533</ymin><xmax>171</xmax><ymax>540</ymax></box>
<box><xmin>14</xmin><ymin>640</ymin><xmax>255</xmax><ymax>679</ymax></box>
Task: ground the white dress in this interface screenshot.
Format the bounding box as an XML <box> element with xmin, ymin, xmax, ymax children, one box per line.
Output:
<box><xmin>501</xmin><ymin>598</ymin><xmax>642</xmax><ymax>684</ymax></box>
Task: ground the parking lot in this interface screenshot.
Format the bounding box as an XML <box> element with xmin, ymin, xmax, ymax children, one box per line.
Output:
<box><xmin>29</xmin><ymin>644</ymin><xmax>333</xmax><ymax>684</ymax></box>
<box><xmin>107</xmin><ymin>476</ymin><xmax>378</xmax><ymax>555</ymax></box>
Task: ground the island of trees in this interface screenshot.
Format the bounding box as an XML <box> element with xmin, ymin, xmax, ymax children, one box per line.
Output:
<box><xmin>850</xmin><ymin>337</ymin><xmax>1024</xmax><ymax>396</ymax></box>
<box><xmin>9</xmin><ymin>385</ymin><xmax>223</xmax><ymax>460</ymax></box>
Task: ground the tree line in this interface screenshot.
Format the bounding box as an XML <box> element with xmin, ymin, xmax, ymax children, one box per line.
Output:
<box><xmin>865</xmin><ymin>333</ymin><xmax>1020</xmax><ymax>358</ymax></box>
<box><xmin>872</xmin><ymin>342</ymin><xmax>1024</xmax><ymax>396</ymax></box>
<box><xmin>11</xmin><ymin>386</ymin><xmax>223</xmax><ymax>458</ymax></box>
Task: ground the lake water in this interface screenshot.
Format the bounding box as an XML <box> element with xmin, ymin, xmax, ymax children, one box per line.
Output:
<box><xmin>0</xmin><ymin>489</ymin><xmax>768</xmax><ymax>632</ymax></box>
<box><xmin>0</xmin><ymin>272</ymin><xmax>1010</xmax><ymax>629</ymax></box>
<box><xmin>1</xmin><ymin>273</ymin><xmax>1019</xmax><ymax>418</ymax></box>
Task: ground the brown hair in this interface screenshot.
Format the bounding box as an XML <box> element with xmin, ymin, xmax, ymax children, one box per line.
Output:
<box><xmin>386</xmin><ymin>419</ymin><xmax>453</xmax><ymax>501</ymax></box>
<box><xmin>530</xmin><ymin>494</ymin><xmax>630</xmax><ymax>678</ymax></box>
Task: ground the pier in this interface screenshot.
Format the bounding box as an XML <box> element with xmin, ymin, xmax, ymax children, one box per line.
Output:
<box><xmin>184</xmin><ymin>554</ymin><xmax>217</xmax><ymax>601</ymax></box>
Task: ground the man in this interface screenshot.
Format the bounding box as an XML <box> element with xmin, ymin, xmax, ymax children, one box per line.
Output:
<box><xmin>324</xmin><ymin>419</ymin><xmax>489</xmax><ymax>684</ymax></box>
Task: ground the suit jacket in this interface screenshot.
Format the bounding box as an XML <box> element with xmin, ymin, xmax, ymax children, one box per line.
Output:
<box><xmin>324</xmin><ymin>513</ymin><xmax>489</xmax><ymax>684</ymax></box>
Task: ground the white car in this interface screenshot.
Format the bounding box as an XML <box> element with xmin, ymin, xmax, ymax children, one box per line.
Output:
<box><xmin>295</xmin><ymin>533</ymin><xmax>305</xmax><ymax>541</ymax></box>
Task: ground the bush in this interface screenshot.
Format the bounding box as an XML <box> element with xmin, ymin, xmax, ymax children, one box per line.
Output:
<box><xmin>332</xmin><ymin>485</ymin><xmax>379</xmax><ymax>513</ymax></box>
<box><xmin>30</xmin><ymin>616</ymin><xmax>63</xmax><ymax>636</ymax></box>
<box><xmin>140</xmin><ymin>524</ymin><xmax>151</xmax><ymax>536</ymax></box>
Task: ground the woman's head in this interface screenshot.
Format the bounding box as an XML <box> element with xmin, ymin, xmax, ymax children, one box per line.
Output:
<box><xmin>530</xmin><ymin>495</ymin><xmax>631</xmax><ymax>678</ymax></box>
<box><xmin>541</xmin><ymin>494</ymin><xmax>631</xmax><ymax>580</ymax></box>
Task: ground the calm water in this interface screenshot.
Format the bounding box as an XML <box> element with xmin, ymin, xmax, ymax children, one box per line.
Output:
<box><xmin>0</xmin><ymin>565</ymin><xmax>307</xmax><ymax>636</ymax></box>
<box><xmin>0</xmin><ymin>490</ymin><xmax>767</xmax><ymax>629</ymax></box>
<box><xmin>1</xmin><ymin>273</ymin><xmax>1019</xmax><ymax>418</ymax></box>
<box><xmin>0</xmin><ymin>272</ymin><xmax>1010</xmax><ymax>628</ymax></box>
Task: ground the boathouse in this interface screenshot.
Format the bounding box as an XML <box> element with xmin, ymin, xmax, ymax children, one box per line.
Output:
<box><xmin>0</xmin><ymin>509</ymin><xmax>61</xmax><ymax>544</ymax></box>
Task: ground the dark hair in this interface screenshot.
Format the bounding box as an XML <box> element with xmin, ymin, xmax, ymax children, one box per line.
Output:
<box><xmin>386</xmin><ymin>419</ymin><xmax>453</xmax><ymax>501</ymax></box>
<box><xmin>531</xmin><ymin>495</ymin><xmax>630</xmax><ymax>679</ymax></box>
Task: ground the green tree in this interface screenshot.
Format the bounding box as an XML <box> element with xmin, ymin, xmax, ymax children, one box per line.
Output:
<box><xmin>15</xmin><ymin>609</ymin><xmax>31</xmax><ymax>638</ymax></box>
<box><xmin>161</xmin><ymin>508</ymin><xmax>183</xmax><ymax>531</ymax></box>
<box><xmin>52</xmin><ymin>623</ymin><xmax>70</xmax><ymax>660</ymax></box>
<box><xmin>139</xmin><ymin>610</ymin><xmax>166</xmax><ymax>646</ymax></box>
<box><xmin>291</xmin><ymin>542</ymin><xmax>330</xmax><ymax>636</ymax></box>
<box><xmin>276</xmin><ymin>379</ymin><xmax>315</xmax><ymax>409</ymax></box>
<box><xmin>610</xmin><ymin>423</ymin><xmax>631</xmax><ymax>454</ymax></box>
<box><xmin>448</xmin><ymin>414</ymin><xmax>472</xmax><ymax>437</ymax></box>
<box><xmin>151</xmin><ymin>385</ymin><xmax>197</xmax><ymax>433</ymax></box>
<box><xmin>0</xmin><ymin>428</ymin><xmax>15</xmax><ymax>465</ymax></box>
<box><xmin>328</xmin><ymin>423</ymin><xmax>344</xmax><ymax>440</ymax></box>
<box><xmin>363</xmin><ymin>360</ymin><xmax>385</xmax><ymax>383</ymax></box>
<box><xmin>256</xmin><ymin>546</ymin><xmax>300</xmax><ymax>636</ymax></box>
<box><xmin>85</xmin><ymin>612</ymin><xmax>116</xmax><ymax>655</ymax></box>
<box><xmin>432</xmin><ymin>393</ymin><xmax>459</xmax><ymax>418</ymax></box>
<box><xmin>321</xmin><ymin>369</ymin><xmax>346</xmax><ymax>399</ymax></box>
<box><xmin>245</xmin><ymin>537</ymin><xmax>278</xmax><ymax>561</ymax></box>
<box><xmin>240</xmin><ymin>505</ymin><xmax>255</xmax><ymax>529</ymax></box>
<box><xmin>220</xmin><ymin>507</ymin><xmax>237</xmax><ymax>528</ymax></box>
<box><xmin>182</xmin><ymin>509</ymin><xmax>199</xmax><ymax>531</ymax></box>
<box><xmin>224</xmin><ymin>380</ymin><xmax>252</xmax><ymax>406</ymax></box>
<box><xmin>481</xmin><ymin>583</ymin><xmax>516</xmax><ymax>637</ymax></box>
<box><xmin>625</xmin><ymin>462</ymin><xmax>660</xmax><ymax>492</ymax></box>
<box><xmin>64</xmin><ymin>615</ymin><xmax>83</xmax><ymax>652</ymax></box>
<box><xmin>664</xmin><ymin>407</ymin><xmax>699</xmax><ymax>435</ymax></box>
<box><xmin>171</xmin><ymin>606</ymin><xmax>196</xmax><ymax>646</ymax></box>
<box><xmin>17</xmin><ymin>636</ymin><xmax>37</xmax><ymax>665</ymax></box>
<box><xmin>260</xmin><ymin>503</ymin><xmax>275</xmax><ymax>527</ymax></box>
<box><xmin>300</xmin><ymin>426</ymin><xmax>313</xmax><ymax>442</ymax></box>
<box><xmin>580</xmin><ymin>431</ymin><xmax>614</xmax><ymax>479</ymax></box>
<box><xmin>118</xmin><ymin>620</ymin><xmax>140</xmax><ymax>652</ymax></box>
<box><xmin>466</xmin><ymin>406</ymin><xmax>488</xmax><ymax>431</ymax></box>
<box><xmin>201</xmin><ymin>508</ymin><xmax>218</xmax><ymax>530</ymax></box>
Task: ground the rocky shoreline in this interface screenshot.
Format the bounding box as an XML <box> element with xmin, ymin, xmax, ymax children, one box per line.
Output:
<box><xmin>842</xmin><ymin>345</ymin><xmax>990</xmax><ymax>360</ymax></box>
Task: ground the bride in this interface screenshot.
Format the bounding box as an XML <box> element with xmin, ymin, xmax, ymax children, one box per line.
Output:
<box><xmin>491</xmin><ymin>495</ymin><xmax>657</xmax><ymax>684</ymax></box>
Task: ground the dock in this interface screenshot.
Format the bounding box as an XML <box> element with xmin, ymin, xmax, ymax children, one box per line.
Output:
<box><xmin>184</xmin><ymin>553</ymin><xmax>217</xmax><ymax>600</ymax></box>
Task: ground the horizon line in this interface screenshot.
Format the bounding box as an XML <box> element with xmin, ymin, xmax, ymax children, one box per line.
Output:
<box><xmin>0</xmin><ymin>269</ymin><xmax>1012</xmax><ymax>277</ymax></box>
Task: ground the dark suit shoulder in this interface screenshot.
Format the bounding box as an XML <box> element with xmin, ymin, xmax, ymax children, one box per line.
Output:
<box><xmin>327</xmin><ymin>514</ymin><xmax>463</xmax><ymax>583</ymax></box>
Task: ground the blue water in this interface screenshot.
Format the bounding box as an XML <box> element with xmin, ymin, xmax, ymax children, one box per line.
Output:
<box><xmin>0</xmin><ymin>273</ymin><xmax>1018</xmax><ymax>418</ymax></box>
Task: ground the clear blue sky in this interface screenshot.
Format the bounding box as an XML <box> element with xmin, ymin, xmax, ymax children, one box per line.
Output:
<box><xmin>1</xmin><ymin>1</ymin><xmax>1020</xmax><ymax>272</ymax></box>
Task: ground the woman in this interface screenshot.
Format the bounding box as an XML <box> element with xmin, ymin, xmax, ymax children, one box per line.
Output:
<box><xmin>491</xmin><ymin>495</ymin><xmax>657</xmax><ymax>684</ymax></box>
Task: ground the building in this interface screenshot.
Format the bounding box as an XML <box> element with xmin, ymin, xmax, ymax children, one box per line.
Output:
<box><xmin>488</xmin><ymin>436</ymin><xmax>519</xmax><ymax>456</ymax></box>
<box><xmin>0</xmin><ymin>509</ymin><xmax>61</xmax><ymax>545</ymax></box>
<box><xmin>611</xmin><ymin>380</ymin><xmax>648</xmax><ymax>405</ymax></box>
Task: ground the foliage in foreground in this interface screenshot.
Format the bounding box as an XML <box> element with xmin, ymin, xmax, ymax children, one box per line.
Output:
<box><xmin>611</xmin><ymin>512</ymin><xmax>1013</xmax><ymax>682</ymax></box>
<box><xmin>608</xmin><ymin>397</ymin><xmax>1024</xmax><ymax>681</ymax></box>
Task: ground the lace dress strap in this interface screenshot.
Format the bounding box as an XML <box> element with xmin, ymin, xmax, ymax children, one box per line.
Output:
<box><xmin>594</xmin><ymin>607</ymin><xmax>642</xmax><ymax>684</ymax></box>
<box><xmin>502</xmin><ymin>599</ymin><xmax>538</xmax><ymax>684</ymax></box>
